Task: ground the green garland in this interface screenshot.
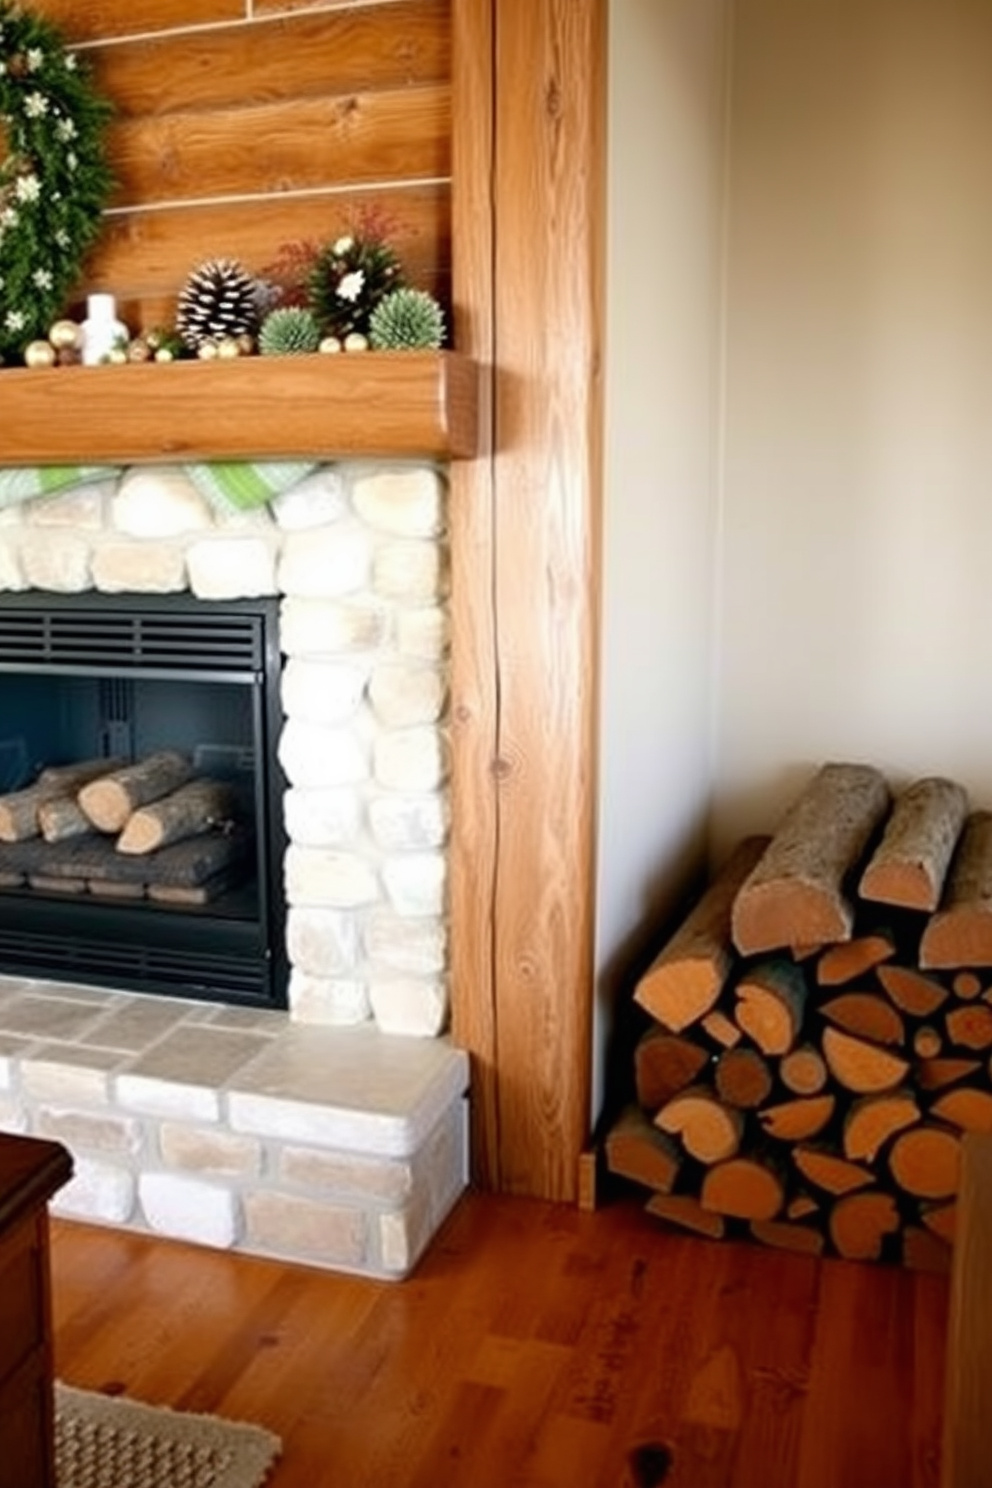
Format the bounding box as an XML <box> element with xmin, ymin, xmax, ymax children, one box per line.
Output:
<box><xmin>0</xmin><ymin>2</ymin><xmax>113</xmax><ymax>363</ymax></box>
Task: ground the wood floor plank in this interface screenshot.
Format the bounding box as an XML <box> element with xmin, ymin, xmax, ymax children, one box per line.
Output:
<box><xmin>49</xmin><ymin>1192</ymin><xmax>948</xmax><ymax>1488</ymax></box>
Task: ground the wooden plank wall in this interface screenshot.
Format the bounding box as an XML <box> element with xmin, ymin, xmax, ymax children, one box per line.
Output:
<box><xmin>30</xmin><ymin>0</ymin><xmax>451</xmax><ymax>332</ymax></box>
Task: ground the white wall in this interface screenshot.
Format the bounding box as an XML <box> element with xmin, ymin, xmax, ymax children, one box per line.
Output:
<box><xmin>715</xmin><ymin>0</ymin><xmax>992</xmax><ymax>854</ymax></box>
<box><xmin>596</xmin><ymin>0</ymin><xmax>731</xmax><ymax>1115</ymax></box>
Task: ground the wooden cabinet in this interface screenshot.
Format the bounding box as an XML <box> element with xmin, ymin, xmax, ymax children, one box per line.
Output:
<box><xmin>0</xmin><ymin>1135</ymin><xmax>73</xmax><ymax>1488</ymax></box>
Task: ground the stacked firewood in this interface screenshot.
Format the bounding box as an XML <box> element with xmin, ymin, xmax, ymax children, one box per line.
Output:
<box><xmin>0</xmin><ymin>751</ymin><xmax>245</xmax><ymax>903</ymax></box>
<box><xmin>606</xmin><ymin>762</ymin><xmax>992</xmax><ymax>1269</ymax></box>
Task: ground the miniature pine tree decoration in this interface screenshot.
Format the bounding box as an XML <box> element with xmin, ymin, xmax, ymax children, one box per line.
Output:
<box><xmin>175</xmin><ymin>258</ymin><xmax>262</xmax><ymax>351</ymax></box>
<box><xmin>369</xmin><ymin>288</ymin><xmax>446</xmax><ymax>351</ymax></box>
<box><xmin>258</xmin><ymin>307</ymin><xmax>322</xmax><ymax>356</ymax></box>
<box><xmin>307</xmin><ymin>234</ymin><xmax>404</xmax><ymax>340</ymax></box>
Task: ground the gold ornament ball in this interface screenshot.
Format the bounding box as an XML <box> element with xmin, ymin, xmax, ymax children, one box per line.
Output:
<box><xmin>154</xmin><ymin>347</ymin><xmax>175</xmax><ymax>363</ymax></box>
<box><xmin>319</xmin><ymin>335</ymin><xmax>343</xmax><ymax>355</ymax></box>
<box><xmin>343</xmin><ymin>332</ymin><xmax>369</xmax><ymax>353</ymax></box>
<box><xmin>198</xmin><ymin>340</ymin><xmax>219</xmax><ymax>360</ymax></box>
<box><xmin>24</xmin><ymin>339</ymin><xmax>57</xmax><ymax>369</ymax></box>
<box><xmin>48</xmin><ymin>318</ymin><xmax>81</xmax><ymax>351</ymax></box>
<box><xmin>216</xmin><ymin>336</ymin><xmax>242</xmax><ymax>359</ymax></box>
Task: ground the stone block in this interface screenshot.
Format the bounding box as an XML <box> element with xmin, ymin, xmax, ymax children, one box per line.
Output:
<box><xmin>26</xmin><ymin>482</ymin><xmax>112</xmax><ymax>530</ymax></box>
<box><xmin>20</xmin><ymin>534</ymin><xmax>92</xmax><ymax>592</ymax></box>
<box><xmin>243</xmin><ymin>1190</ymin><xmax>369</xmax><ymax>1269</ymax></box>
<box><xmin>283</xmin><ymin>787</ymin><xmax>361</xmax><ymax>847</ymax></box>
<box><xmin>112</xmin><ymin>466</ymin><xmax>214</xmax><ymax>537</ymax></box>
<box><xmin>53</xmin><ymin>1157</ymin><xmax>136</xmax><ymax>1225</ymax></box>
<box><xmin>279</xmin><ymin>1145</ymin><xmax>413</xmax><ymax>1204</ymax></box>
<box><xmin>373</xmin><ymin>539</ymin><xmax>446</xmax><ymax>603</ymax></box>
<box><xmin>281</xmin><ymin>658</ymin><xmax>368</xmax><ymax>725</ymax></box>
<box><xmin>374</xmin><ymin>727</ymin><xmax>448</xmax><ymax>791</ymax></box>
<box><xmin>369</xmin><ymin>979</ymin><xmax>449</xmax><ymax>1038</ymax></box>
<box><xmin>396</xmin><ymin>605</ymin><xmax>449</xmax><ymax>659</ymax></box>
<box><xmin>368</xmin><ymin>665</ymin><xmax>445</xmax><ymax>727</ymax></box>
<box><xmin>287</xmin><ymin>906</ymin><xmax>361</xmax><ymax>977</ymax></box>
<box><xmin>280</xmin><ymin>596</ymin><xmax>386</xmax><ymax>656</ymax></box>
<box><xmin>382</xmin><ymin>852</ymin><xmax>447</xmax><ymax>916</ymax></box>
<box><xmin>363</xmin><ymin>912</ymin><xmax>447</xmax><ymax>976</ymax></box>
<box><xmin>91</xmin><ymin>541</ymin><xmax>187</xmax><ymax>593</ymax></box>
<box><xmin>36</xmin><ymin>1107</ymin><xmax>144</xmax><ymax>1156</ymax></box>
<box><xmin>159</xmin><ymin>1124</ymin><xmax>262</xmax><ymax>1177</ymax></box>
<box><xmin>271</xmin><ymin>467</ymin><xmax>348</xmax><ymax>529</ymax></box>
<box><xmin>351</xmin><ymin>466</ymin><xmax>445</xmax><ymax>537</ymax></box>
<box><xmin>368</xmin><ymin>794</ymin><xmax>449</xmax><ymax>852</ymax></box>
<box><xmin>0</xmin><ymin>540</ymin><xmax>26</xmax><ymax>591</ymax></box>
<box><xmin>140</xmin><ymin>1171</ymin><xmax>240</xmax><ymax>1248</ymax></box>
<box><xmin>288</xmin><ymin>972</ymin><xmax>371</xmax><ymax>1026</ymax></box>
<box><xmin>285</xmin><ymin>845</ymin><xmax>380</xmax><ymax>908</ymax></box>
<box><xmin>278</xmin><ymin>525</ymin><xmax>371</xmax><ymax>598</ymax></box>
<box><xmin>278</xmin><ymin>719</ymin><xmax>368</xmax><ymax>789</ymax></box>
<box><xmin>187</xmin><ymin>536</ymin><xmax>279</xmax><ymax>599</ymax></box>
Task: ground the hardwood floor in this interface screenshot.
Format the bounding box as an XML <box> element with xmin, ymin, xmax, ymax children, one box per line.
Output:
<box><xmin>50</xmin><ymin>1190</ymin><xmax>949</xmax><ymax>1488</ymax></box>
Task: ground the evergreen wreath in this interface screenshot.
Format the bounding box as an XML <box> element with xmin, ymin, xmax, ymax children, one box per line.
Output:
<box><xmin>0</xmin><ymin>2</ymin><xmax>113</xmax><ymax>363</ymax></box>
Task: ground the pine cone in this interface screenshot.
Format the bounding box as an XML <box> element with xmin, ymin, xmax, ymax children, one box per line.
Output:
<box><xmin>175</xmin><ymin>258</ymin><xmax>262</xmax><ymax>351</ymax></box>
<box><xmin>258</xmin><ymin>307</ymin><xmax>321</xmax><ymax>356</ymax></box>
<box><xmin>307</xmin><ymin>234</ymin><xmax>404</xmax><ymax>340</ymax></box>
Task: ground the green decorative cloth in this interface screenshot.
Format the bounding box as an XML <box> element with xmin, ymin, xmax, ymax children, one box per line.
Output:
<box><xmin>0</xmin><ymin>461</ymin><xmax>319</xmax><ymax>515</ymax></box>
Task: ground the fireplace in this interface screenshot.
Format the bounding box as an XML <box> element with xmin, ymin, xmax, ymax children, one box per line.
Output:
<box><xmin>0</xmin><ymin>591</ymin><xmax>288</xmax><ymax>1010</ymax></box>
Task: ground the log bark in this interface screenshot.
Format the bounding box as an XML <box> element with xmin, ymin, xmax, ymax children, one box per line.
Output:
<box><xmin>758</xmin><ymin>1094</ymin><xmax>835</xmax><ymax>1143</ymax></box>
<box><xmin>36</xmin><ymin>795</ymin><xmax>95</xmax><ymax>845</ymax></box>
<box><xmin>828</xmin><ymin>1190</ymin><xmax>900</xmax><ymax>1261</ymax></box>
<box><xmin>815</xmin><ymin>929</ymin><xmax>897</xmax><ymax>987</ymax></box>
<box><xmin>700</xmin><ymin>1156</ymin><xmax>784</xmax><ymax>1221</ymax></box>
<box><xmin>633</xmin><ymin>836</ymin><xmax>769</xmax><ymax>1032</ymax></box>
<box><xmin>876</xmin><ymin>964</ymin><xmax>949</xmax><ymax>1018</ymax></box>
<box><xmin>843</xmin><ymin>1091</ymin><xmax>921</xmax><ymax>1163</ymax></box>
<box><xmin>920</xmin><ymin>812</ymin><xmax>992</xmax><ymax>968</ymax></box>
<box><xmin>733</xmin><ymin>958</ymin><xmax>806</xmax><ymax>1056</ymax></box>
<box><xmin>858</xmin><ymin>776</ymin><xmax>968</xmax><ymax>912</ymax></box>
<box><xmin>887</xmin><ymin>1123</ymin><xmax>961</xmax><ymax>1200</ymax></box>
<box><xmin>822</xmin><ymin>1025</ymin><xmax>910</xmax><ymax>1095</ymax></box>
<box><xmin>714</xmin><ymin>1047</ymin><xmax>773</xmax><ymax>1110</ymax></box>
<box><xmin>792</xmin><ymin>1144</ymin><xmax>875</xmax><ymax>1196</ymax></box>
<box><xmin>633</xmin><ymin>1027</ymin><xmax>710</xmax><ymax>1112</ymax></box>
<box><xmin>820</xmin><ymin>992</ymin><xmax>905</xmax><ymax>1049</ymax></box>
<box><xmin>730</xmin><ymin>762</ymin><xmax>891</xmax><ymax>955</ymax></box>
<box><xmin>77</xmin><ymin>750</ymin><xmax>195</xmax><ymax>833</ymax></box>
<box><xmin>655</xmin><ymin>1086</ymin><xmax>743</xmax><ymax>1165</ymax></box>
<box><xmin>0</xmin><ymin>756</ymin><xmax>126</xmax><ymax>842</ymax></box>
<box><xmin>116</xmin><ymin>778</ymin><xmax>238</xmax><ymax>855</ymax></box>
<box><xmin>644</xmin><ymin>1192</ymin><xmax>726</xmax><ymax>1240</ymax></box>
<box><xmin>779</xmin><ymin>1043</ymin><xmax>828</xmax><ymax>1096</ymax></box>
<box><xmin>604</xmin><ymin>1105</ymin><xmax>682</xmax><ymax>1194</ymax></box>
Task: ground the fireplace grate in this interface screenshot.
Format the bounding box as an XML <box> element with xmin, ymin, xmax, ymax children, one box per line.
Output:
<box><xmin>0</xmin><ymin>609</ymin><xmax>264</xmax><ymax>674</ymax></box>
<box><xmin>0</xmin><ymin>924</ymin><xmax>268</xmax><ymax>1001</ymax></box>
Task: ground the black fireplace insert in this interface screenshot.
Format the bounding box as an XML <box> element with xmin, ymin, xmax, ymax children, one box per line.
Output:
<box><xmin>0</xmin><ymin>591</ymin><xmax>288</xmax><ymax>1009</ymax></box>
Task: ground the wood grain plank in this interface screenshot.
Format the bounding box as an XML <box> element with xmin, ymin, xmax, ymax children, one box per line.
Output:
<box><xmin>48</xmin><ymin>1196</ymin><xmax>947</xmax><ymax>1488</ymax></box>
<box><xmin>84</xmin><ymin>1</ymin><xmax>449</xmax><ymax>119</ymax></box>
<box><xmin>28</xmin><ymin>0</ymin><xmax>244</xmax><ymax>44</ymax></box>
<box><xmin>106</xmin><ymin>86</ymin><xmax>450</xmax><ymax>209</ymax></box>
<box><xmin>448</xmin><ymin>0</ymin><xmax>499</xmax><ymax>1187</ymax></box>
<box><xmin>942</xmin><ymin>1132</ymin><xmax>992</xmax><ymax>1488</ymax></box>
<box><xmin>0</xmin><ymin>353</ymin><xmax>478</xmax><ymax>464</ymax></box>
<box><xmin>487</xmin><ymin>0</ymin><xmax>606</xmax><ymax>1200</ymax></box>
<box><xmin>80</xmin><ymin>185</ymin><xmax>450</xmax><ymax>331</ymax></box>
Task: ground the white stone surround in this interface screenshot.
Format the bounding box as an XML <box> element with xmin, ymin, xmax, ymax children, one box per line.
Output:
<box><xmin>0</xmin><ymin>460</ymin><xmax>469</xmax><ymax>1278</ymax></box>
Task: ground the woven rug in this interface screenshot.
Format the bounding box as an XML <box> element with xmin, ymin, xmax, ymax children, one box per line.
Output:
<box><xmin>55</xmin><ymin>1383</ymin><xmax>282</xmax><ymax>1488</ymax></box>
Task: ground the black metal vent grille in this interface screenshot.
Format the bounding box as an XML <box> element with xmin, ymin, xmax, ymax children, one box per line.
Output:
<box><xmin>0</xmin><ymin>927</ymin><xmax>267</xmax><ymax>1002</ymax></box>
<box><xmin>0</xmin><ymin>609</ymin><xmax>264</xmax><ymax>673</ymax></box>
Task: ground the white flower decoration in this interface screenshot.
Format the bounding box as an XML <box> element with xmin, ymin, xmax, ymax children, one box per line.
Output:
<box><xmin>31</xmin><ymin>267</ymin><xmax>52</xmax><ymax>289</ymax></box>
<box><xmin>332</xmin><ymin>235</ymin><xmax>354</xmax><ymax>255</ymax></box>
<box><xmin>56</xmin><ymin>117</ymin><xmax>77</xmax><ymax>141</ymax></box>
<box><xmin>4</xmin><ymin>309</ymin><xmax>26</xmax><ymax>331</ymax></box>
<box><xmin>25</xmin><ymin>47</ymin><xmax>42</xmax><ymax>71</ymax></box>
<box><xmin>24</xmin><ymin>91</ymin><xmax>47</xmax><ymax>118</ymax></box>
<box><xmin>337</xmin><ymin>268</ymin><xmax>365</xmax><ymax>302</ymax></box>
<box><xmin>15</xmin><ymin>174</ymin><xmax>39</xmax><ymax>202</ymax></box>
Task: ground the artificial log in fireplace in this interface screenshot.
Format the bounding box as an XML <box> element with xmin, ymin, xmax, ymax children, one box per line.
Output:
<box><xmin>0</xmin><ymin>592</ymin><xmax>287</xmax><ymax>1009</ymax></box>
<box><xmin>606</xmin><ymin>762</ymin><xmax>992</xmax><ymax>1269</ymax></box>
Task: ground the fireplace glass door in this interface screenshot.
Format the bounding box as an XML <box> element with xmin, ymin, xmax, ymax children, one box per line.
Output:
<box><xmin>0</xmin><ymin>592</ymin><xmax>288</xmax><ymax>1009</ymax></box>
